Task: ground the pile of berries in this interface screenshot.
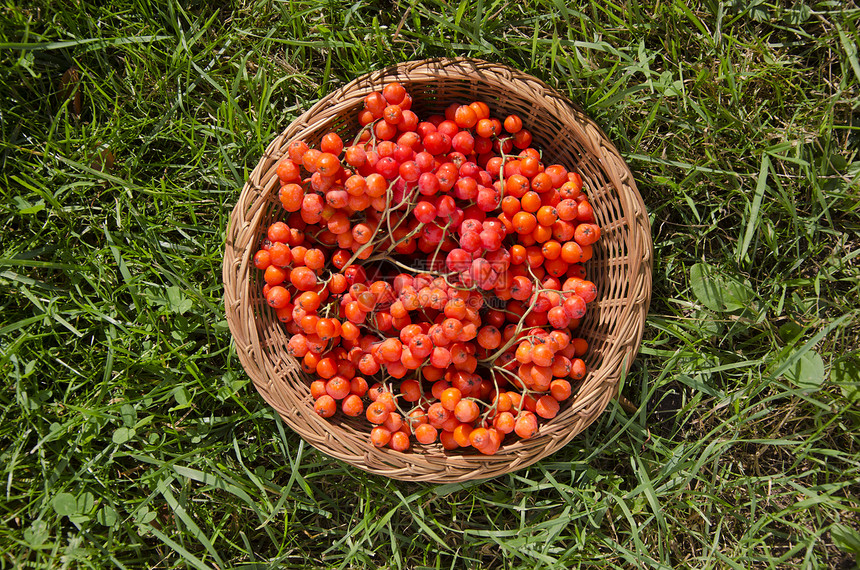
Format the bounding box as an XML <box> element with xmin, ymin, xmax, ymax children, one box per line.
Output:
<box><xmin>252</xmin><ymin>81</ymin><xmax>602</xmax><ymax>455</ymax></box>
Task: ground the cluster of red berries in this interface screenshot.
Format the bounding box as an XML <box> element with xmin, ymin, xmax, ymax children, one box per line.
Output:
<box><xmin>251</xmin><ymin>81</ymin><xmax>601</xmax><ymax>455</ymax></box>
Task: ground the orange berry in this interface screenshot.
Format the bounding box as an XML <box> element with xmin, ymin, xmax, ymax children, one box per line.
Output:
<box><xmin>267</xmin><ymin>221</ymin><xmax>290</xmax><ymax>243</ymax></box>
<box><xmin>469</xmin><ymin>427</ymin><xmax>492</xmax><ymax>451</ymax></box>
<box><xmin>315</xmin><ymin>356</ymin><xmax>336</xmax><ymax>379</ymax></box>
<box><xmin>325</xmin><ymin>376</ymin><xmax>350</xmax><ymax>399</ymax></box>
<box><xmin>503</xmin><ymin>114</ymin><xmax>523</xmax><ymax>134</ymax></box>
<box><xmin>505</xmin><ymin>174</ymin><xmax>530</xmax><ymax>198</ymax></box>
<box><xmin>304</xmin><ymin>248</ymin><xmax>326</xmax><ymax>270</ymax></box>
<box><xmin>310</xmin><ymin>379</ymin><xmax>327</xmax><ymax>400</ymax></box>
<box><xmin>414</xmin><ymin>423</ymin><xmax>438</xmax><ymax>444</ymax></box>
<box><xmin>431</xmin><ymin>380</ymin><xmax>450</xmax><ymax>400</ymax></box>
<box><xmin>370</xmin><ymin>426</ymin><xmax>392</xmax><ymax>447</ymax></box>
<box><xmin>427</xmin><ymin>402</ymin><xmax>451</xmax><ymax>428</ymax></box>
<box><xmin>350</xmin><ymin>376</ymin><xmax>369</xmax><ymax>397</ymax></box>
<box><xmin>442</xmin><ymin>318</ymin><xmax>464</xmax><ymax>340</ymax></box>
<box><xmin>518</xmin><ymin>156</ymin><xmax>540</xmax><ymax>178</ymax></box>
<box><xmin>290</xmin><ymin>266</ymin><xmax>317</xmax><ymax>291</ymax></box>
<box><xmin>302</xmin><ymin>352</ymin><xmax>320</xmax><ymax>374</ymax></box>
<box><xmin>535</xmin><ymin>395</ymin><xmax>560</xmax><ymax>419</ymax></box>
<box><xmin>550</xmin><ymin>355</ymin><xmax>572</xmax><ymax>378</ymax></box>
<box><xmin>453</xmin><ymin>399</ymin><xmax>480</xmax><ymax>423</ymax></box>
<box><xmin>406</xmin><ymin>409</ymin><xmax>428</xmax><ymax>429</ymax></box>
<box><xmin>560</xmin><ymin>241</ymin><xmax>583</xmax><ymax>264</ymax></box>
<box><xmin>476</xmin><ymin>326</ymin><xmax>501</xmax><ymax>350</ymax></box>
<box><xmin>388</xmin><ymin>431</ymin><xmax>410</xmax><ymax>451</ymax></box>
<box><xmin>536</xmin><ymin>205</ymin><xmax>558</xmax><ymax>227</ymax></box>
<box><xmin>439</xmin><ymin>387</ymin><xmax>462</xmax><ymax>411</ymax></box>
<box><xmin>383</xmin><ymin>104</ymin><xmax>403</xmax><ymax>125</ymax></box>
<box><xmin>341</xmin><ymin>321</ymin><xmax>360</xmax><ymax>341</ymax></box>
<box><xmin>533</xmin><ymin>224</ymin><xmax>553</xmax><ymax>243</ymax></box>
<box><xmin>264</xmin><ymin>265</ymin><xmax>288</xmax><ymax>286</ymax></box>
<box><xmin>494</xmin><ymin>392</ymin><xmax>513</xmax><ymax>413</ymax></box>
<box><xmin>454</xmin><ymin>105</ymin><xmax>478</xmax><ymax>129</ymax></box>
<box><xmin>475</xmin><ymin>118</ymin><xmax>499</xmax><ymax>138</ymax></box>
<box><xmin>314</xmin><ymin>395</ymin><xmax>336</xmax><ymax>418</ymax></box>
<box><xmin>469</xmin><ymin>101</ymin><xmax>490</xmax><ymax>120</ymax></box>
<box><xmin>541</xmin><ymin>240</ymin><xmax>562</xmax><ymax>261</ymax></box>
<box><xmin>439</xmin><ymin>430</ymin><xmax>460</xmax><ymax>450</ymax></box>
<box><xmin>493</xmin><ymin>411</ymin><xmax>516</xmax><ymax>434</ymax></box>
<box><xmin>501</xmin><ymin>195</ymin><xmax>521</xmax><ymax>216</ymax></box>
<box><xmin>253</xmin><ymin>249</ymin><xmax>272</xmax><ymax>270</ymax></box>
<box><xmin>521</xmin><ymin>191</ymin><xmax>541</xmax><ymax>213</ymax></box>
<box><xmin>514</xmin><ymin>411</ymin><xmax>538</xmax><ymax>439</ymax></box>
<box><xmin>483</xmin><ymin>428</ymin><xmax>502</xmax><ymax>455</ymax></box>
<box><xmin>266</xmin><ymin>286</ymin><xmax>290</xmax><ymax>309</ymax></box>
<box><xmin>579</xmin><ymin>245</ymin><xmax>594</xmax><ymax>263</ymax></box>
<box><xmin>377</xmin><ymin>338</ymin><xmax>402</xmax><ymax>362</ymax></box>
<box><xmin>382</xmin><ymin>82</ymin><xmax>406</xmax><ymax>104</ymax></box>
<box><xmin>577</xmin><ymin>201</ymin><xmax>595</xmax><ymax>222</ymax></box>
<box><xmin>531</xmin><ymin>344</ymin><xmax>554</xmax><ymax>368</ymax></box>
<box><xmin>530</xmin><ymin>366</ymin><xmax>553</xmax><ymax>392</ymax></box>
<box><xmin>277</xmin><ymin>159</ymin><xmax>301</xmax><ymax>183</ymax></box>
<box><xmin>556</xmin><ymin>198</ymin><xmax>578</xmax><ymax>221</ymax></box>
<box><xmin>341</xmin><ymin>394</ymin><xmax>364</xmax><ymax>417</ymax></box>
<box><xmin>366</xmin><ymin>401</ymin><xmax>390</xmax><ymax>424</ymax></box>
<box><xmin>399</xmin><ymin>379</ymin><xmax>422</xmax><ymax>402</ymax></box>
<box><xmin>383</xmin><ymin>412</ymin><xmax>404</xmax><ymax>433</ymax></box>
<box><xmin>515</xmin><ymin>341</ymin><xmax>533</xmax><ymax>364</ymax></box>
<box><xmin>512</xmin><ymin>211</ymin><xmax>537</xmax><ymax>235</ymax></box>
<box><xmin>320</xmin><ymin>132</ymin><xmax>343</xmax><ymax>155</ymax></box>
<box><xmin>376</xmin><ymin>392</ymin><xmax>397</xmax><ymax>413</ymax></box>
<box><xmin>570</xmin><ymin>358</ymin><xmax>587</xmax><ymax>380</ymax></box>
<box><xmin>574</xmin><ymin>223</ymin><xmax>601</xmax><ymax>246</ymax></box>
<box><xmin>452</xmin><ymin>423</ymin><xmax>474</xmax><ymax>447</ymax></box>
<box><xmin>510</xmin><ymin>244</ymin><xmax>527</xmax><ymax>265</ymax></box>
<box><xmin>550</xmin><ymin>379</ymin><xmax>572</xmax><ymax>401</ymax></box>
<box><xmin>296</xmin><ymin>291</ymin><xmax>321</xmax><ymax>312</ymax></box>
<box><xmin>531</xmin><ymin>172</ymin><xmax>553</xmax><ymax>193</ymax></box>
<box><xmin>544</xmin><ymin>165</ymin><xmax>568</xmax><ymax>188</ymax></box>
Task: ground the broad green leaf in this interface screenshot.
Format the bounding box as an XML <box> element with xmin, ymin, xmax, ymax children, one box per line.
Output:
<box><xmin>120</xmin><ymin>403</ymin><xmax>136</xmax><ymax>427</ymax></box>
<box><xmin>77</xmin><ymin>492</ymin><xmax>96</xmax><ymax>514</ymax></box>
<box><xmin>52</xmin><ymin>492</ymin><xmax>77</xmax><ymax>516</ymax></box>
<box><xmin>693</xmin><ymin>309</ymin><xmax>723</xmax><ymax>336</ymax></box>
<box><xmin>831</xmin><ymin>359</ymin><xmax>860</xmax><ymax>402</ymax></box>
<box><xmin>97</xmin><ymin>505</ymin><xmax>118</xmax><ymax>527</ymax></box>
<box><xmin>69</xmin><ymin>513</ymin><xmax>90</xmax><ymax>525</ymax></box>
<box><xmin>217</xmin><ymin>373</ymin><xmax>248</xmax><ymax>401</ymax></box>
<box><xmin>14</xmin><ymin>196</ymin><xmax>46</xmax><ymax>215</ymax></box>
<box><xmin>778</xmin><ymin>322</ymin><xmax>803</xmax><ymax>343</ymax></box>
<box><xmin>112</xmin><ymin>426</ymin><xmax>136</xmax><ymax>444</ymax></box>
<box><xmin>23</xmin><ymin>520</ymin><xmax>49</xmax><ymax>547</ymax></box>
<box><xmin>134</xmin><ymin>507</ymin><xmax>157</xmax><ymax>524</ymax></box>
<box><xmin>786</xmin><ymin>1</ymin><xmax>812</xmax><ymax>24</ymax></box>
<box><xmin>172</xmin><ymin>385</ymin><xmax>191</xmax><ymax>407</ymax></box>
<box><xmin>690</xmin><ymin>262</ymin><xmax>755</xmax><ymax>312</ymax></box>
<box><xmin>166</xmin><ymin>286</ymin><xmax>193</xmax><ymax>315</ymax></box>
<box><xmin>831</xmin><ymin>523</ymin><xmax>860</xmax><ymax>555</ymax></box>
<box><xmin>782</xmin><ymin>350</ymin><xmax>825</xmax><ymax>393</ymax></box>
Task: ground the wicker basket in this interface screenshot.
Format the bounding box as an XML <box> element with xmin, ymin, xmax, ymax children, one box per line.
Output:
<box><xmin>223</xmin><ymin>58</ymin><xmax>652</xmax><ymax>483</ymax></box>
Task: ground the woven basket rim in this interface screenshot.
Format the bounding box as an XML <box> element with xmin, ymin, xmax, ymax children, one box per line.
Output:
<box><xmin>223</xmin><ymin>57</ymin><xmax>653</xmax><ymax>483</ymax></box>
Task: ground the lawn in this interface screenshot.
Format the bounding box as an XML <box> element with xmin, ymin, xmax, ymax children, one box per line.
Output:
<box><xmin>2</xmin><ymin>1</ymin><xmax>859</xmax><ymax>568</ymax></box>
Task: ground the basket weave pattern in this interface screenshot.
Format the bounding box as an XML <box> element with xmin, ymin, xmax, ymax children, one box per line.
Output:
<box><xmin>223</xmin><ymin>58</ymin><xmax>652</xmax><ymax>482</ymax></box>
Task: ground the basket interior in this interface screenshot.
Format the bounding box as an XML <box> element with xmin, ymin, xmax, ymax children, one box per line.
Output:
<box><xmin>225</xmin><ymin>59</ymin><xmax>651</xmax><ymax>482</ymax></box>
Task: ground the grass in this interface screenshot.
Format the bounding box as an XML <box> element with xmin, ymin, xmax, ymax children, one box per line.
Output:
<box><xmin>1</xmin><ymin>0</ymin><xmax>860</xmax><ymax>568</ymax></box>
